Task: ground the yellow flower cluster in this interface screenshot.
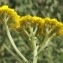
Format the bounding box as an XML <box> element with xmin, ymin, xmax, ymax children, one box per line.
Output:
<box><xmin>19</xmin><ymin>15</ymin><xmax>63</xmax><ymax>35</ymax></box>
<box><xmin>18</xmin><ymin>15</ymin><xmax>45</xmax><ymax>35</ymax></box>
<box><xmin>0</xmin><ymin>5</ymin><xmax>20</xmax><ymax>28</ymax></box>
<box><xmin>44</xmin><ymin>17</ymin><xmax>63</xmax><ymax>35</ymax></box>
<box><xmin>0</xmin><ymin>5</ymin><xmax>63</xmax><ymax>35</ymax></box>
<box><xmin>20</xmin><ymin>15</ymin><xmax>44</xmax><ymax>28</ymax></box>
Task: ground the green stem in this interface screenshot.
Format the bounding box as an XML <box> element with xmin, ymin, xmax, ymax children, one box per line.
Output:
<box><xmin>28</xmin><ymin>25</ymin><xmax>38</xmax><ymax>63</ymax></box>
<box><xmin>38</xmin><ymin>33</ymin><xmax>56</xmax><ymax>55</ymax></box>
<box><xmin>3</xmin><ymin>17</ymin><xmax>28</xmax><ymax>62</ymax></box>
<box><xmin>33</xmin><ymin>45</ymin><xmax>38</xmax><ymax>63</ymax></box>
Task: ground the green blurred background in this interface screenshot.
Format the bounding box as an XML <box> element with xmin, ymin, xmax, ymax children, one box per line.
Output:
<box><xmin>0</xmin><ymin>0</ymin><xmax>63</xmax><ymax>63</ymax></box>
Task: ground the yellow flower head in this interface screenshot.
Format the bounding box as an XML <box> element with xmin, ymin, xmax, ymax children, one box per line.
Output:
<box><xmin>44</xmin><ymin>17</ymin><xmax>63</xmax><ymax>35</ymax></box>
<box><xmin>0</xmin><ymin>5</ymin><xmax>20</xmax><ymax>28</ymax></box>
<box><xmin>20</xmin><ymin>15</ymin><xmax>44</xmax><ymax>27</ymax></box>
<box><xmin>18</xmin><ymin>16</ymin><xmax>63</xmax><ymax>36</ymax></box>
<box><xmin>18</xmin><ymin>15</ymin><xmax>45</xmax><ymax>35</ymax></box>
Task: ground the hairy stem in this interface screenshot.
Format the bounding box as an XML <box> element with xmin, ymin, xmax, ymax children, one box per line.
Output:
<box><xmin>38</xmin><ymin>33</ymin><xmax>56</xmax><ymax>55</ymax></box>
<box><xmin>33</xmin><ymin>45</ymin><xmax>38</xmax><ymax>63</ymax></box>
<box><xmin>28</xmin><ymin>25</ymin><xmax>38</xmax><ymax>63</ymax></box>
<box><xmin>3</xmin><ymin>17</ymin><xmax>28</xmax><ymax>62</ymax></box>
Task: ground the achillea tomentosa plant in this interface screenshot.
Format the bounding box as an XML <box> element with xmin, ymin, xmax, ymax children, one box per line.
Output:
<box><xmin>0</xmin><ymin>5</ymin><xmax>63</xmax><ymax>63</ymax></box>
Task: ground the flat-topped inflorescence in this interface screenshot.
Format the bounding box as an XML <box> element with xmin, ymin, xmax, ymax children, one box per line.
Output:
<box><xmin>44</xmin><ymin>17</ymin><xmax>63</xmax><ymax>35</ymax></box>
<box><xmin>18</xmin><ymin>15</ymin><xmax>63</xmax><ymax>36</ymax></box>
<box><xmin>0</xmin><ymin>5</ymin><xmax>20</xmax><ymax>28</ymax></box>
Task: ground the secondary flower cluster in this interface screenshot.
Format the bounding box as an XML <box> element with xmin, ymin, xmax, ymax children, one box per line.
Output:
<box><xmin>0</xmin><ymin>5</ymin><xmax>20</xmax><ymax>28</ymax></box>
<box><xmin>0</xmin><ymin>5</ymin><xmax>63</xmax><ymax>35</ymax></box>
<box><xmin>19</xmin><ymin>15</ymin><xmax>63</xmax><ymax>36</ymax></box>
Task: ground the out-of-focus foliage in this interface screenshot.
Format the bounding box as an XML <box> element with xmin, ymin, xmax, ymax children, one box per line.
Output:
<box><xmin>0</xmin><ymin>0</ymin><xmax>63</xmax><ymax>63</ymax></box>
